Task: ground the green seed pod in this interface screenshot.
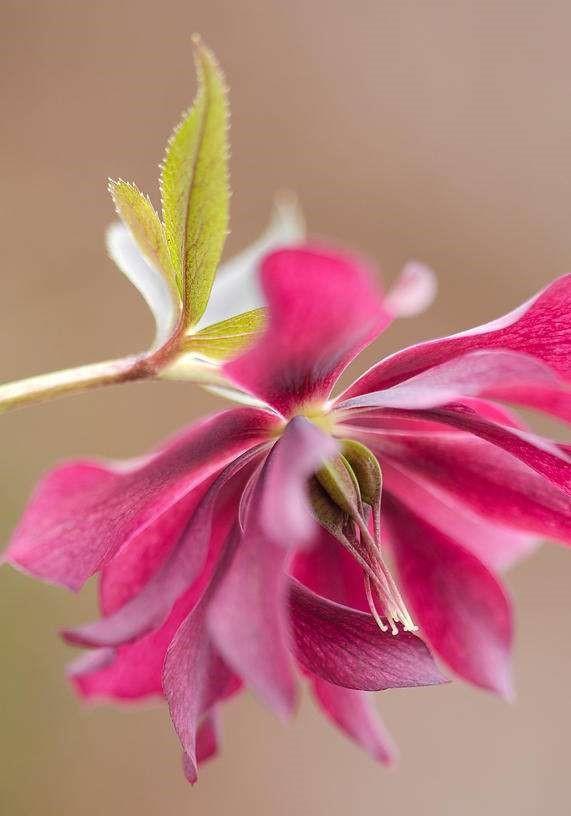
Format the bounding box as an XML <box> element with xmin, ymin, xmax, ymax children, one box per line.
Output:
<box><xmin>341</xmin><ymin>439</ymin><xmax>382</xmax><ymax>508</ymax></box>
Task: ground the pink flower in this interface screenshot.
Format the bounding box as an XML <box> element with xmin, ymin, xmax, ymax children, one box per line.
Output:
<box><xmin>4</xmin><ymin>246</ymin><xmax>570</xmax><ymax>781</ymax></box>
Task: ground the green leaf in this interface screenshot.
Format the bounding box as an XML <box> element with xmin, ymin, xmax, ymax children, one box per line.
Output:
<box><xmin>160</xmin><ymin>37</ymin><xmax>230</xmax><ymax>325</ymax></box>
<box><xmin>108</xmin><ymin>179</ymin><xmax>177</xmax><ymax>293</ymax></box>
<box><xmin>181</xmin><ymin>307</ymin><xmax>265</xmax><ymax>360</ymax></box>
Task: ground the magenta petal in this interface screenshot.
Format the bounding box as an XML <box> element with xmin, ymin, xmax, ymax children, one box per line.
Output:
<box><xmin>421</xmin><ymin>405</ymin><xmax>571</xmax><ymax>493</ymax></box>
<box><xmin>5</xmin><ymin>408</ymin><xmax>276</xmax><ymax>590</ymax></box>
<box><xmin>163</xmin><ymin>599</ymin><xmax>239</xmax><ymax>782</ymax></box>
<box><xmin>383</xmin><ymin>462</ymin><xmax>535</xmax><ymax>572</ymax></box>
<box><xmin>289</xmin><ymin>580</ymin><xmax>447</xmax><ymax>691</ymax></box>
<box><xmin>309</xmin><ymin>676</ymin><xmax>397</xmax><ymax>766</ymax></box>
<box><xmin>63</xmin><ymin>448</ymin><xmax>261</xmax><ymax>648</ymax></box>
<box><xmin>342</xmin><ymin>273</ymin><xmax>571</xmax><ymax>399</ymax></box>
<box><xmin>208</xmin><ymin>529</ymin><xmax>297</xmax><ymax>718</ymax></box>
<box><xmin>338</xmin><ymin>350</ymin><xmax>562</xmax><ymax>411</ymax></box>
<box><xmin>363</xmin><ymin>431</ymin><xmax>571</xmax><ymax>544</ymax></box>
<box><xmin>224</xmin><ymin>246</ymin><xmax>390</xmax><ymax>416</ymax></box>
<box><xmin>383</xmin><ymin>494</ymin><xmax>514</xmax><ymax>697</ymax></box>
<box><xmin>182</xmin><ymin>708</ymin><xmax>222</xmax><ymax>782</ymax></box>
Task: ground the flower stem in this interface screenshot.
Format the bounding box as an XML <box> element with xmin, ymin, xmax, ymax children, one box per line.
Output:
<box><xmin>0</xmin><ymin>355</ymin><xmax>147</xmax><ymax>414</ymax></box>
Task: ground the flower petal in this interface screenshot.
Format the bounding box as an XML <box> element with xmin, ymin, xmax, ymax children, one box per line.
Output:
<box><xmin>224</xmin><ymin>246</ymin><xmax>389</xmax><ymax>416</ymax></box>
<box><xmin>207</xmin><ymin>419</ymin><xmax>335</xmax><ymax>716</ymax></box>
<box><xmin>361</xmin><ymin>430</ymin><xmax>571</xmax><ymax>544</ymax></box>
<box><xmin>106</xmin><ymin>221</ymin><xmax>179</xmax><ymax>350</ymax></box>
<box><xmin>195</xmin><ymin>193</ymin><xmax>305</xmax><ymax>330</ymax></box>
<box><xmin>382</xmin><ymin>461</ymin><xmax>535</xmax><ymax>572</ymax></box>
<box><xmin>383</xmin><ymin>494</ymin><xmax>514</xmax><ymax>697</ymax></box>
<box><xmin>338</xmin><ymin>349</ymin><xmax>562</xmax><ymax>411</ymax></box>
<box><xmin>289</xmin><ymin>580</ymin><xmax>447</xmax><ymax>691</ymax></box>
<box><xmin>254</xmin><ymin>416</ymin><xmax>338</xmax><ymax>548</ymax></box>
<box><xmin>384</xmin><ymin>261</ymin><xmax>437</xmax><ymax>318</ymax></box>
<box><xmin>308</xmin><ymin>676</ymin><xmax>397</xmax><ymax>766</ymax></box>
<box><xmin>5</xmin><ymin>408</ymin><xmax>276</xmax><ymax>590</ymax></box>
<box><xmin>342</xmin><ymin>274</ymin><xmax>571</xmax><ymax>399</ymax></box>
<box><xmin>163</xmin><ymin>530</ymin><xmax>240</xmax><ymax>783</ymax></box>
<box><xmin>63</xmin><ymin>449</ymin><xmax>260</xmax><ymax>648</ymax></box>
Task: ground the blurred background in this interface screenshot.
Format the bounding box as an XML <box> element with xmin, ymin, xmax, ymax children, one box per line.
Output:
<box><xmin>1</xmin><ymin>1</ymin><xmax>570</xmax><ymax>813</ymax></box>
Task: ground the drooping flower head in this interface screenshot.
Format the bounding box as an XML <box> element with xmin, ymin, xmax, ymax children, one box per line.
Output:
<box><xmin>5</xmin><ymin>241</ymin><xmax>570</xmax><ymax>780</ymax></box>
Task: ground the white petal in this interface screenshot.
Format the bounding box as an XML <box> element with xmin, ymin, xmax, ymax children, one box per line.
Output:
<box><xmin>195</xmin><ymin>192</ymin><xmax>305</xmax><ymax>330</ymax></box>
<box><xmin>385</xmin><ymin>261</ymin><xmax>437</xmax><ymax>318</ymax></box>
<box><xmin>106</xmin><ymin>222</ymin><xmax>180</xmax><ymax>350</ymax></box>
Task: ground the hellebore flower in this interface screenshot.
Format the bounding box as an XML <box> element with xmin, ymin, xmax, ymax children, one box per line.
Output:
<box><xmin>4</xmin><ymin>244</ymin><xmax>570</xmax><ymax>781</ymax></box>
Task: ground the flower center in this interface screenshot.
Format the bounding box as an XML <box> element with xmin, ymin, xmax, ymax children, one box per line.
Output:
<box><xmin>310</xmin><ymin>440</ymin><xmax>417</xmax><ymax>636</ymax></box>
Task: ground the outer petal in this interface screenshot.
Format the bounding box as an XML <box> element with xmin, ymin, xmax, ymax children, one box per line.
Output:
<box><xmin>106</xmin><ymin>221</ymin><xmax>179</xmax><ymax>350</ymax></box>
<box><xmin>207</xmin><ymin>418</ymin><xmax>336</xmax><ymax>716</ymax></box>
<box><xmin>294</xmin><ymin>530</ymin><xmax>397</xmax><ymax>765</ymax></box>
<box><xmin>163</xmin><ymin>530</ymin><xmax>240</xmax><ymax>784</ymax></box>
<box><xmin>5</xmin><ymin>408</ymin><xmax>276</xmax><ymax>590</ymax></box>
<box><xmin>382</xmin><ymin>462</ymin><xmax>536</xmax><ymax>572</ymax></box>
<box><xmin>63</xmin><ymin>449</ymin><xmax>259</xmax><ymax>648</ymax></box>
<box><xmin>338</xmin><ymin>350</ymin><xmax>563</xmax><ymax>411</ymax></box>
<box><xmin>223</xmin><ymin>246</ymin><xmax>389</xmax><ymax>416</ymax></box>
<box><xmin>342</xmin><ymin>274</ymin><xmax>571</xmax><ymax>399</ymax></box>
<box><xmin>309</xmin><ymin>677</ymin><xmax>397</xmax><ymax>766</ymax></box>
<box><xmin>289</xmin><ymin>580</ymin><xmax>446</xmax><ymax>691</ymax></box>
<box><xmin>359</xmin><ymin>430</ymin><xmax>571</xmax><ymax>544</ymax></box>
<box><xmin>383</xmin><ymin>494</ymin><xmax>513</xmax><ymax>698</ymax></box>
<box><xmin>195</xmin><ymin>194</ymin><xmax>305</xmax><ymax>330</ymax></box>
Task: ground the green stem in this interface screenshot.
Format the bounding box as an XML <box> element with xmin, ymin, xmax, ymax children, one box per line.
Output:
<box><xmin>0</xmin><ymin>355</ymin><xmax>147</xmax><ymax>414</ymax></box>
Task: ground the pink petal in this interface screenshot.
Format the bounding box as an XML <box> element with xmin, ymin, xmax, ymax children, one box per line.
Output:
<box><xmin>208</xmin><ymin>528</ymin><xmax>297</xmax><ymax>718</ymax></box>
<box><xmin>342</xmin><ymin>273</ymin><xmax>571</xmax><ymax>399</ymax></box>
<box><xmin>294</xmin><ymin>531</ymin><xmax>398</xmax><ymax>765</ymax></box>
<box><xmin>5</xmin><ymin>408</ymin><xmax>276</xmax><ymax>590</ymax></box>
<box><xmin>63</xmin><ymin>449</ymin><xmax>260</xmax><ymax>648</ymax></box>
<box><xmin>384</xmin><ymin>261</ymin><xmax>437</xmax><ymax>318</ymax></box>
<box><xmin>382</xmin><ymin>462</ymin><xmax>535</xmax><ymax>572</ymax></box>
<box><xmin>70</xmin><ymin>578</ymin><xmax>205</xmax><ymax>701</ymax></box>
<box><xmin>309</xmin><ymin>676</ymin><xmax>397</xmax><ymax>766</ymax></box>
<box><xmin>223</xmin><ymin>246</ymin><xmax>389</xmax><ymax>416</ymax></box>
<box><xmin>208</xmin><ymin>418</ymin><xmax>336</xmax><ymax>716</ymax></box>
<box><xmin>293</xmin><ymin>527</ymin><xmax>369</xmax><ymax>612</ymax></box>
<box><xmin>361</xmin><ymin>431</ymin><xmax>571</xmax><ymax>544</ymax></box>
<box><xmin>255</xmin><ymin>416</ymin><xmax>338</xmax><ymax>548</ymax></box>
<box><xmin>289</xmin><ymin>580</ymin><xmax>447</xmax><ymax>691</ymax></box>
<box><xmin>383</xmin><ymin>494</ymin><xmax>514</xmax><ymax>697</ymax></box>
<box><xmin>182</xmin><ymin>709</ymin><xmax>222</xmax><ymax>782</ymax></box>
<box><xmin>163</xmin><ymin>534</ymin><xmax>240</xmax><ymax>784</ymax></box>
<box><xmin>339</xmin><ymin>349</ymin><xmax>562</xmax><ymax>411</ymax></box>
<box><xmin>421</xmin><ymin>405</ymin><xmax>571</xmax><ymax>493</ymax></box>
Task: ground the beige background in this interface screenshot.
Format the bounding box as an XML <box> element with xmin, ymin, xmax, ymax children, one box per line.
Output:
<box><xmin>1</xmin><ymin>2</ymin><xmax>570</xmax><ymax>814</ymax></box>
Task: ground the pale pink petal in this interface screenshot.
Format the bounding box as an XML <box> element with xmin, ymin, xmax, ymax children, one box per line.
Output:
<box><xmin>338</xmin><ymin>350</ymin><xmax>562</xmax><ymax>411</ymax></box>
<box><xmin>309</xmin><ymin>677</ymin><xmax>397</xmax><ymax>766</ymax></box>
<box><xmin>384</xmin><ymin>494</ymin><xmax>514</xmax><ymax>698</ymax></box>
<box><xmin>5</xmin><ymin>408</ymin><xmax>276</xmax><ymax>590</ymax></box>
<box><xmin>289</xmin><ymin>580</ymin><xmax>447</xmax><ymax>691</ymax></box>
<box><xmin>383</xmin><ymin>462</ymin><xmax>536</xmax><ymax>572</ymax></box>
<box><xmin>208</xmin><ymin>419</ymin><xmax>336</xmax><ymax>716</ymax></box>
<box><xmin>342</xmin><ymin>274</ymin><xmax>571</xmax><ymax>399</ymax></box>
<box><xmin>208</xmin><ymin>528</ymin><xmax>296</xmax><ymax>718</ymax></box>
<box><xmin>223</xmin><ymin>246</ymin><xmax>390</xmax><ymax>416</ymax></box>
<box><xmin>254</xmin><ymin>416</ymin><xmax>338</xmax><ymax>548</ymax></box>
<box><xmin>384</xmin><ymin>261</ymin><xmax>437</xmax><ymax>318</ymax></box>
<box><xmin>182</xmin><ymin>709</ymin><xmax>223</xmax><ymax>782</ymax></box>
